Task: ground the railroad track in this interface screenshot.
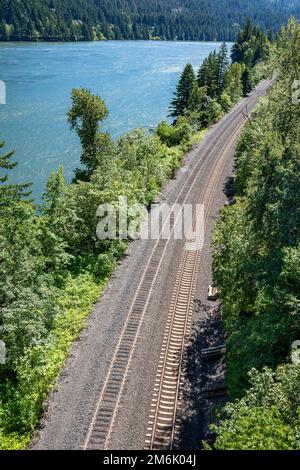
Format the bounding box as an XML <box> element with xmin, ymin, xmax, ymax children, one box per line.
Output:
<box><xmin>144</xmin><ymin>106</ymin><xmax>247</xmax><ymax>450</ymax></box>
<box><xmin>83</xmin><ymin>80</ymin><xmax>271</xmax><ymax>451</ymax></box>
<box><xmin>144</xmin><ymin>80</ymin><xmax>272</xmax><ymax>449</ymax></box>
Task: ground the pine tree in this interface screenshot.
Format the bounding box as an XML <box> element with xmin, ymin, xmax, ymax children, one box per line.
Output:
<box><xmin>0</xmin><ymin>142</ymin><xmax>16</xmax><ymax>183</ymax></box>
<box><xmin>197</xmin><ymin>51</ymin><xmax>219</xmax><ymax>98</ymax></box>
<box><xmin>216</xmin><ymin>42</ymin><xmax>230</xmax><ymax>96</ymax></box>
<box><xmin>0</xmin><ymin>141</ymin><xmax>31</xmax><ymax>212</ymax></box>
<box><xmin>231</xmin><ymin>19</ymin><xmax>269</xmax><ymax>67</ymax></box>
<box><xmin>169</xmin><ymin>64</ymin><xmax>196</xmax><ymax>119</ymax></box>
<box><xmin>231</xmin><ymin>18</ymin><xmax>254</xmax><ymax>63</ymax></box>
<box><xmin>0</xmin><ymin>1</ymin><xmax>298</xmax><ymax>42</ymax></box>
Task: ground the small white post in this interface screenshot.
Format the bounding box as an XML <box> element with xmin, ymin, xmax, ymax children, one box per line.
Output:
<box><xmin>0</xmin><ymin>341</ymin><xmax>6</xmax><ymax>365</ymax></box>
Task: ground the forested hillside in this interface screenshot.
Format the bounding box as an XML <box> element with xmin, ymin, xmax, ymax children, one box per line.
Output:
<box><xmin>211</xmin><ymin>18</ymin><xmax>300</xmax><ymax>449</ymax></box>
<box><xmin>1</xmin><ymin>0</ymin><xmax>300</xmax><ymax>41</ymax></box>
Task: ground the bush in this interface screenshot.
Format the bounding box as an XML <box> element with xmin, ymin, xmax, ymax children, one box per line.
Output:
<box><xmin>219</xmin><ymin>92</ymin><xmax>233</xmax><ymax>112</ymax></box>
<box><xmin>212</xmin><ymin>366</ymin><xmax>300</xmax><ymax>450</ymax></box>
<box><xmin>0</xmin><ymin>273</ymin><xmax>103</xmax><ymax>448</ymax></box>
<box><xmin>156</xmin><ymin>117</ymin><xmax>191</xmax><ymax>147</ymax></box>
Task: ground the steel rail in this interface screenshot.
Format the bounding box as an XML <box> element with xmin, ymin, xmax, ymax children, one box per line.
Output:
<box><xmin>83</xmin><ymin>80</ymin><xmax>271</xmax><ymax>450</ymax></box>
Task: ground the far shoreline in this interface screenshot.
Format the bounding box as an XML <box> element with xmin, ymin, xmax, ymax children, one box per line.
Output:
<box><xmin>0</xmin><ymin>38</ymin><xmax>233</xmax><ymax>45</ymax></box>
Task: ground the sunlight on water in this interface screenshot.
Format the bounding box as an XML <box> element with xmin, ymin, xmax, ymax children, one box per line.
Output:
<box><xmin>0</xmin><ymin>41</ymin><xmax>228</xmax><ymax>199</ymax></box>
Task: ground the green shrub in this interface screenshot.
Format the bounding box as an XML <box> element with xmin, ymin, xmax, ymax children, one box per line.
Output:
<box><xmin>156</xmin><ymin>117</ymin><xmax>191</xmax><ymax>147</ymax></box>
<box><xmin>212</xmin><ymin>366</ymin><xmax>300</xmax><ymax>450</ymax></box>
<box><xmin>0</xmin><ymin>273</ymin><xmax>103</xmax><ymax>449</ymax></box>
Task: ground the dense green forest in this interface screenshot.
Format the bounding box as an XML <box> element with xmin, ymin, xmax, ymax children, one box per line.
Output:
<box><xmin>211</xmin><ymin>18</ymin><xmax>300</xmax><ymax>449</ymax></box>
<box><xmin>166</xmin><ymin>20</ymin><xmax>269</xmax><ymax>127</ymax></box>
<box><xmin>1</xmin><ymin>0</ymin><xmax>300</xmax><ymax>41</ymax></box>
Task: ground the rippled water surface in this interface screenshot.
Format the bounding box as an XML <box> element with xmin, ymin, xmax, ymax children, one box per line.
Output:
<box><xmin>0</xmin><ymin>41</ymin><xmax>225</xmax><ymax>198</ymax></box>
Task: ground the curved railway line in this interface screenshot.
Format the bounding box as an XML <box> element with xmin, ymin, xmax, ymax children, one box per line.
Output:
<box><xmin>79</xmin><ymin>79</ymin><xmax>271</xmax><ymax>450</ymax></box>
<box><xmin>144</xmin><ymin>109</ymin><xmax>249</xmax><ymax>450</ymax></box>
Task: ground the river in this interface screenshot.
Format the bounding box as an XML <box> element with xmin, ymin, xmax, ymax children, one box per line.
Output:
<box><xmin>0</xmin><ymin>41</ymin><xmax>226</xmax><ymax>198</ymax></box>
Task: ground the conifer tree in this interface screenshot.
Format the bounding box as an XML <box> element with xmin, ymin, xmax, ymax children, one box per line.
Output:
<box><xmin>216</xmin><ymin>42</ymin><xmax>230</xmax><ymax>96</ymax></box>
<box><xmin>241</xmin><ymin>67</ymin><xmax>254</xmax><ymax>96</ymax></box>
<box><xmin>169</xmin><ymin>64</ymin><xmax>196</xmax><ymax>119</ymax></box>
<box><xmin>197</xmin><ymin>51</ymin><xmax>219</xmax><ymax>98</ymax></box>
<box><xmin>0</xmin><ymin>1</ymin><xmax>298</xmax><ymax>42</ymax></box>
<box><xmin>231</xmin><ymin>19</ymin><xmax>269</xmax><ymax>67</ymax></box>
<box><xmin>0</xmin><ymin>141</ymin><xmax>31</xmax><ymax>212</ymax></box>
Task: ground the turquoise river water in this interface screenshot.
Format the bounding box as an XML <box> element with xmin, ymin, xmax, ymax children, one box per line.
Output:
<box><xmin>0</xmin><ymin>41</ymin><xmax>226</xmax><ymax>198</ymax></box>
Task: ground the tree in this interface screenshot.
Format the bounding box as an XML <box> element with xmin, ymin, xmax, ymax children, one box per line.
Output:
<box><xmin>67</xmin><ymin>88</ymin><xmax>113</xmax><ymax>181</ymax></box>
<box><xmin>0</xmin><ymin>22</ymin><xmax>10</xmax><ymax>41</ymax></box>
<box><xmin>211</xmin><ymin>366</ymin><xmax>300</xmax><ymax>450</ymax></box>
<box><xmin>40</xmin><ymin>166</ymin><xmax>78</xmax><ymax>278</ymax></box>
<box><xmin>156</xmin><ymin>116</ymin><xmax>191</xmax><ymax>147</ymax></box>
<box><xmin>213</xmin><ymin>20</ymin><xmax>300</xmax><ymax>400</ymax></box>
<box><xmin>0</xmin><ymin>141</ymin><xmax>31</xmax><ymax>213</ymax></box>
<box><xmin>169</xmin><ymin>64</ymin><xmax>196</xmax><ymax>119</ymax></box>
<box><xmin>231</xmin><ymin>18</ymin><xmax>254</xmax><ymax>63</ymax></box>
<box><xmin>0</xmin><ymin>143</ymin><xmax>56</xmax><ymax>376</ymax></box>
<box><xmin>231</xmin><ymin>20</ymin><xmax>270</xmax><ymax>95</ymax></box>
<box><xmin>231</xmin><ymin>20</ymin><xmax>270</xmax><ymax>68</ymax></box>
<box><xmin>0</xmin><ymin>141</ymin><xmax>17</xmax><ymax>182</ymax></box>
<box><xmin>184</xmin><ymin>83</ymin><xmax>222</xmax><ymax>129</ymax></box>
<box><xmin>241</xmin><ymin>67</ymin><xmax>254</xmax><ymax>95</ymax></box>
<box><xmin>0</xmin><ymin>1</ymin><xmax>298</xmax><ymax>42</ymax></box>
<box><xmin>198</xmin><ymin>45</ymin><xmax>229</xmax><ymax>100</ymax></box>
<box><xmin>216</xmin><ymin>42</ymin><xmax>230</xmax><ymax>96</ymax></box>
<box><xmin>82</xmin><ymin>21</ymin><xmax>93</xmax><ymax>41</ymax></box>
<box><xmin>197</xmin><ymin>51</ymin><xmax>219</xmax><ymax>98</ymax></box>
<box><xmin>222</xmin><ymin>62</ymin><xmax>244</xmax><ymax>104</ymax></box>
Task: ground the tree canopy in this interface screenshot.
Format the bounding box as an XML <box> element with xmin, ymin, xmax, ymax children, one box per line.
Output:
<box><xmin>211</xmin><ymin>18</ymin><xmax>300</xmax><ymax>450</ymax></box>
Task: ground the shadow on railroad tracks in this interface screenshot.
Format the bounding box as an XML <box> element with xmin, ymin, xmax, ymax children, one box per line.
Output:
<box><xmin>176</xmin><ymin>304</ymin><xmax>228</xmax><ymax>450</ymax></box>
